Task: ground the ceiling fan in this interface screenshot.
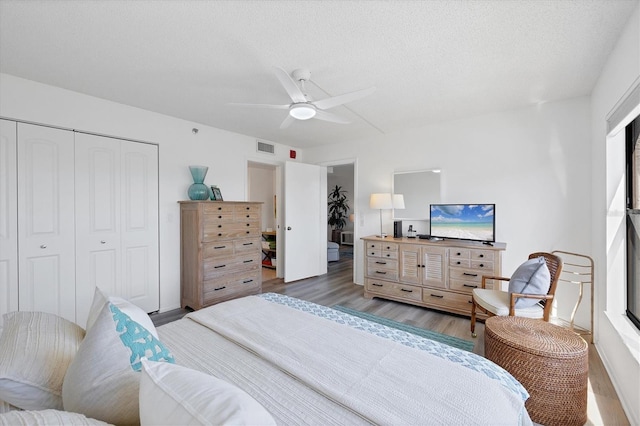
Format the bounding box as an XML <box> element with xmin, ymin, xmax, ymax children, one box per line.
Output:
<box><xmin>231</xmin><ymin>67</ymin><xmax>376</xmax><ymax>129</ymax></box>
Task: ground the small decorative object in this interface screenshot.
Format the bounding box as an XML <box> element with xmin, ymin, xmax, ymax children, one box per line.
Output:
<box><xmin>187</xmin><ymin>166</ymin><xmax>211</xmax><ymax>200</ymax></box>
<box><xmin>211</xmin><ymin>186</ymin><xmax>223</xmax><ymax>201</ymax></box>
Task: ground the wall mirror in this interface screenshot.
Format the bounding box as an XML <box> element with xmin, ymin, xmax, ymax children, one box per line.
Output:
<box><xmin>393</xmin><ymin>169</ymin><xmax>441</xmax><ymax>220</ymax></box>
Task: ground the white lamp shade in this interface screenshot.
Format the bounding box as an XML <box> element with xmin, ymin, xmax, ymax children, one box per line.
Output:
<box><xmin>370</xmin><ymin>193</ymin><xmax>393</xmax><ymax>209</ymax></box>
<box><xmin>392</xmin><ymin>194</ymin><xmax>405</xmax><ymax>209</ymax></box>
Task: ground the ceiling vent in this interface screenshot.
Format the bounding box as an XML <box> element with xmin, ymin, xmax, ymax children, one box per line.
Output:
<box><xmin>256</xmin><ymin>140</ymin><xmax>275</xmax><ymax>155</ymax></box>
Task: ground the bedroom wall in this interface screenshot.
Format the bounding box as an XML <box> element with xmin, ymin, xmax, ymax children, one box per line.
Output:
<box><xmin>590</xmin><ymin>3</ymin><xmax>640</xmax><ymax>424</ymax></box>
<box><xmin>305</xmin><ymin>96</ymin><xmax>592</xmax><ymax>326</ymax></box>
<box><xmin>0</xmin><ymin>73</ymin><xmax>297</xmax><ymax>313</ymax></box>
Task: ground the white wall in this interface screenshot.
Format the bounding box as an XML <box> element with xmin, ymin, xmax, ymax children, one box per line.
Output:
<box><xmin>590</xmin><ymin>3</ymin><xmax>640</xmax><ymax>424</ymax></box>
<box><xmin>306</xmin><ymin>97</ymin><xmax>592</xmax><ymax>297</ymax></box>
<box><xmin>0</xmin><ymin>73</ymin><xmax>297</xmax><ymax>312</ymax></box>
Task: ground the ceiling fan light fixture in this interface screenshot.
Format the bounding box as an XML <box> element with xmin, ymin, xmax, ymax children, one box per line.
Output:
<box><xmin>289</xmin><ymin>103</ymin><xmax>317</xmax><ymax>120</ymax></box>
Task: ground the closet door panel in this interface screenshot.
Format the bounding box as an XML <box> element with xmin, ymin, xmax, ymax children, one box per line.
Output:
<box><xmin>75</xmin><ymin>133</ymin><xmax>121</xmax><ymax>327</ymax></box>
<box><xmin>121</xmin><ymin>142</ymin><xmax>159</xmax><ymax>313</ymax></box>
<box><xmin>0</xmin><ymin>120</ymin><xmax>18</xmax><ymax>327</ymax></box>
<box><xmin>17</xmin><ymin>123</ymin><xmax>75</xmax><ymax>322</ymax></box>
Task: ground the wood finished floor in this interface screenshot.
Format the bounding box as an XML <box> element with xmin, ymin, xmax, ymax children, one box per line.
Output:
<box><xmin>151</xmin><ymin>251</ymin><xmax>629</xmax><ymax>426</ymax></box>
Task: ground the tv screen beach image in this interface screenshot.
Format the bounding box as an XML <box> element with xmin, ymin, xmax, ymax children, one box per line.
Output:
<box><xmin>430</xmin><ymin>204</ymin><xmax>494</xmax><ymax>241</ymax></box>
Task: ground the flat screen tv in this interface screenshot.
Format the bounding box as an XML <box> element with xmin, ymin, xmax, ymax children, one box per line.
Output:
<box><xmin>429</xmin><ymin>204</ymin><xmax>495</xmax><ymax>243</ymax></box>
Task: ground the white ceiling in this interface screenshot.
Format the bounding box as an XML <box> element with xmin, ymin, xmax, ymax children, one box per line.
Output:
<box><xmin>0</xmin><ymin>0</ymin><xmax>637</xmax><ymax>148</ymax></box>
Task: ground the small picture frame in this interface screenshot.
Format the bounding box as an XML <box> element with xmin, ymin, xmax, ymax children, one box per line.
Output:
<box><xmin>211</xmin><ymin>186</ymin><xmax>223</xmax><ymax>201</ymax></box>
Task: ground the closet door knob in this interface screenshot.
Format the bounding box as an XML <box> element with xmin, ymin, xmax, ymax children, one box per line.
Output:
<box><xmin>100</xmin><ymin>240</ymin><xmax>106</xmax><ymax>244</ymax></box>
<box><xmin>40</xmin><ymin>244</ymin><xmax>47</xmax><ymax>249</ymax></box>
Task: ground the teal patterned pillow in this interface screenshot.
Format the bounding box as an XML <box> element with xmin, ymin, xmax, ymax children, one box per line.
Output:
<box><xmin>109</xmin><ymin>304</ymin><xmax>174</xmax><ymax>371</ymax></box>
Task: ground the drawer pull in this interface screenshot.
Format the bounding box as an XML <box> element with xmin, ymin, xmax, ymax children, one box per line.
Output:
<box><xmin>372</xmin><ymin>283</ymin><xmax>383</xmax><ymax>287</ymax></box>
<box><xmin>243</xmin><ymin>242</ymin><xmax>253</xmax><ymax>246</ymax></box>
<box><xmin>479</xmin><ymin>254</ymin><xmax>484</xmax><ymax>258</ymax></box>
<box><xmin>246</xmin><ymin>207</ymin><xmax>250</xmax><ymax>210</ymax></box>
<box><xmin>246</xmin><ymin>231</ymin><xmax>250</xmax><ymax>234</ymax></box>
<box><xmin>214</xmin><ymin>264</ymin><xmax>226</xmax><ymax>269</ymax></box>
<box><xmin>218</xmin><ymin>207</ymin><xmax>222</xmax><ymax>210</ymax></box>
<box><xmin>218</xmin><ymin>233</ymin><xmax>222</xmax><ymax>237</ymax></box>
<box><xmin>246</xmin><ymin>214</ymin><xmax>250</xmax><ymax>218</ymax></box>
<box><xmin>385</xmin><ymin>246</ymin><xmax>391</xmax><ymax>249</ymax></box>
<box><xmin>400</xmin><ymin>288</ymin><xmax>413</xmax><ymax>293</ymax></box>
<box><xmin>478</xmin><ymin>264</ymin><xmax>485</xmax><ymax>268</ymax></box>
<box><xmin>430</xmin><ymin>294</ymin><xmax>444</xmax><ymax>299</ymax></box>
<box><xmin>456</xmin><ymin>261</ymin><xmax>461</xmax><ymax>264</ymax></box>
<box><xmin>218</xmin><ymin>224</ymin><xmax>222</xmax><ymax>228</ymax></box>
<box><xmin>375</xmin><ymin>271</ymin><xmax>387</xmax><ymax>275</ymax></box>
<box><xmin>214</xmin><ymin>286</ymin><xmax>226</xmax><ymax>291</ymax></box>
<box><xmin>243</xmin><ymin>279</ymin><xmax>254</xmax><ymax>284</ymax></box>
<box><xmin>457</xmin><ymin>252</ymin><xmax>461</xmax><ymax>256</ymax></box>
<box><xmin>246</xmin><ymin>223</ymin><xmax>250</xmax><ymax>227</ymax></box>
<box><xmin>214</xmin><ymin>245</ymin><xmax>226</xmax><ymax>249</ymax></box>
<box><xmin>386</xmin><ymin>254</ymin><xmax>391</xmax><ymax>257</ymax></box>
<box><xmin>243</xmin><ymin>259</ymin><xmax>253</xmax><ymax>263</ymax></box>
<box><xmin>370</xmin><ymin>252</ymin><xmax>375</xmax><ymax>256</ymax></box>
<box><xmin>463</xmin><ymin>284</ymin><xmax>478</xmax><ymax>288</ymax></box>
<box><xmin>218</xmin><ymin>215</ymin><xmax>222</xmax><ymax>219</ymax></box>
<box><xmin>375</xmin><ymin>261</ymin><xmax>387</xmax><ymax>265</ymax></box>
<box><xmin>463</xmin><ymin>272</ymin><xmax>478</xmax><ymax>277</ymax></box>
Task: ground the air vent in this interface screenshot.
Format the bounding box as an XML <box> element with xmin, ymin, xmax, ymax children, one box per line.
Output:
<box><xmin>256</xmin><ymin>140</ymin><xmax>275</xmax><ymax>155</ymax></box>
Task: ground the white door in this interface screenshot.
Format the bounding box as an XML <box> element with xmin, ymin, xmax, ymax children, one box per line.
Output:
<box><xmin>75</xmin><ymin>133</ymin><xmax>159</xmax><ymax>325</ymax></box>
<box><xmin>0</xmin><ymin>119</ymin><xmax>18</xmax><ymax>327</ymax></box>
<box><xmin>75</xmin><ymin>133</ymin><xmax>122</xmax><ymax>326</ymax></box>
<box><xmin>284</xmin><ymin>161</ymin><xmax>327</xmax><ymax>282</ymax></box>
<box><xmin>120</xmin><ymin>141</ymin><xmax>159</xmax><ymax>313</ymax></box>
<box><xmin>17</xmin><ymin>123</ymin><xmax>76</xmax><ymax>322</ymax></box>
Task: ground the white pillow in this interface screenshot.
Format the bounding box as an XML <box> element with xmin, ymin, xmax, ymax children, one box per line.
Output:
<box><xmin>63</xmin><ymin>301</ymin><xmax>175</xmax><ymax>425</ymax></box>
<box><xmin>508</xmin><ymin>256</ymin><xmax>551</xmax><ymax>308</ymax></box>
<box><xmin>0</xmin><ymin>311</ymin><xmax>84</xmax><ymax>410</ymax></box>
<box><xmin>86</xmin><ymin>287</ymin><xmax>158</xmax><ymax>338</ymax></box>
<box><xmin>139</xmin><ymin>359</ymin><xmax>276</xmax><ymax>426</ymax></box>
<box><xmin>0</xmin><ymin>409</ymin><xmax>112</xmax><ymax>425</ymax></box>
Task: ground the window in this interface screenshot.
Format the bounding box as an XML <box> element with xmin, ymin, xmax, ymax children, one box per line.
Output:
<box><xmin>626</xmin><ymin>115</ymin><xmax>640</xmax><ymax>330</ymax></box>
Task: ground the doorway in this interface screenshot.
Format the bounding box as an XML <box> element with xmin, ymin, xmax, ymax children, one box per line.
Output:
<box><xmin>247</xmin><ymin>161</ymin><xmax>279</xmax><ymax>282</ymax></box>
<box><xmin>326</xmin><ymin>162</ymin><xmax>355</xmax><ymax>277</ymax></box>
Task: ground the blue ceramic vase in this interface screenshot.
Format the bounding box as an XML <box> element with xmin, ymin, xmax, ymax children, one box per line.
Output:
<box><xmin>187</xmin><ymin>165</ymin><xmax>211</xmax><ymax>200</ymax></box>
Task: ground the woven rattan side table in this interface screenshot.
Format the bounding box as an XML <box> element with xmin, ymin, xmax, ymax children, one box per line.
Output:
<box><xmin>484</xmin><ymin>316</ymin><xmax>588</xmax><ymax>426</ymax></box>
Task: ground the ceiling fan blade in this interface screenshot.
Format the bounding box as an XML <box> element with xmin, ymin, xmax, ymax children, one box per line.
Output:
<box><xmin>228</xmin><ymin>102</ymin><xmax>289</xmax><ymax>110</ymax></box>
<box><xmin>273</xmin><ymin>67</ymin><xmax>307</xmax><ymax>104</ymax></box>
<box><xmin>314</xmin><ymin>109</ymin><xmax>351</xmax><ymax>124</ymax></box>
<box><xmin>280</xmin><ymin>114</ymin><xmax>295</xmax><ymax>129</ymax></box>
<box><xmin>313</xmin><ymin>86</ymin><xmax>376</xmax><ymax>110</ymax></box>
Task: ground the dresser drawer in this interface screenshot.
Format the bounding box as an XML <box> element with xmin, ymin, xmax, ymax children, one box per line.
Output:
<box><xmin>203</xmin><ymin>222</ymin><xmax>261</xmax><ymax>241</ymax></box>
<box><xmin>234</xmin><ymin>204</ymin><xmax>261</xmax><ymax>221</ymax></box>
<box><xmin>449</xmin><ymin>248</ymin><xmax>470</xmax><ymax>260</ymax></box>
<box><xmin>367</xmin><ymin>249</ymin><xmax>398</xmax><ymax>259</ymax></box>
<box><xmin>235</xmin><ymin>238</ymin><xmax>260</xmax><ymax>254</ymax></box>
<box><xmin>450</xmin><ymin>258</ymin><xmax>470</xmax><ymax>267</ymax></box>
<box><xmin>365</xmin><ymin>279</ymin><xmax>422</xmax><ymax>302</ymax></box>
<box><xmin>202</xmin><ymin>270</ymin><xmax>261</xmax><ymax>305</ymax></box>
<box><xmin>470</xmin><ymin>249</ymin><xmax>495</xmax><ymax>261</ymax></box>
<box><xmin>203</xmin><ymin>252</ymin><xmax>261</xmax><ymax>279</ymax></box>
<box><xmin>449</xmin><ymin>268</ymin><xmax>482</xmax><ymax>283</ymax></box>
<box><xmin>470</xmin><ymin>260</ymin><xmax>494</xmax><ymax>272</ymax></box>
<box><xmin>203</xmin><ymin>203</ymin><xmax>235</xmax><ymax>216</ymax></box>
<box><xmin>366</xmin><ymin>258</ymin><xmax>399</xmax><ymax>281</ymax></box>
<box><xmin>202</xmin><ymin>241</ymin><xmax>234</xmax><ymax>258</ymax></box>
<box><xmin>423</xmin><ymin>288</ymin><xmax>473</xmax><ymax>311</ymax></box>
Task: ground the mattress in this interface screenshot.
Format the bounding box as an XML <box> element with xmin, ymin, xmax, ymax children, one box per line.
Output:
<box><xmin>157</xmin><ymin>293</ymin><xmax>531</xmax><ymax>425</ymax></box>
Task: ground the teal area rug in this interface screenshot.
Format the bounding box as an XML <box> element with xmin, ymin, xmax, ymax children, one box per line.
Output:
<box><xmin>332</xmin><ymin>305</ymin><xmax>475</xmax><ymax>352</ymax></box>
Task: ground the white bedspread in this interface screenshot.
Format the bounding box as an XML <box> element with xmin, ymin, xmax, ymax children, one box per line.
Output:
<box><xmin>186</xmin><ymin>295</ymin><xmax>527</xmax><ymax>425</ymax></box>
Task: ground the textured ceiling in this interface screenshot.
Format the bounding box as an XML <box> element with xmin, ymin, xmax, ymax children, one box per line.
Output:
<box><xmin>0</xmin><ymin>0</ymin><xmax>637</xmax><ymax>148</ymax></box>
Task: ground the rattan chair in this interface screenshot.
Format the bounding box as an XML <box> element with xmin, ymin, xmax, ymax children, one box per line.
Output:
<box><xmin>470</xmin><ymin>252</ymin><xmax>563</xmax><ymax>337</ymax></box>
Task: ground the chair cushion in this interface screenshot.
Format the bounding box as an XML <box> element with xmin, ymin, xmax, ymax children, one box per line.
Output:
<box><xmin>0</xmin><ymin>312</ymin><xmax>85</xmax><ymax>411</ymax></box>
<box><xmin>473</xmin><ymin>288</ymin><xmax>544</xmax><ymax>318</ymax></box>
<box><xmin>507</xmin><ymin>257</ymin><xmax>551</xmax><ymax>308</ymax></box>
<box><xmin>139</xmin><ymin>359</ymin><xmax>276</xmax><ymax>426</ymax></box>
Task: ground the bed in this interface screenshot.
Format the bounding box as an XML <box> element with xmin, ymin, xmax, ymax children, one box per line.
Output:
<box><xmin>0</xmin><ymin>291</ymin><xmax>532</xmax><ymax>425</ymax></box>
<box><xmin>158</xmin><ymin>293</ymin><xmax>532</xmax><ymax>425</ymax></box>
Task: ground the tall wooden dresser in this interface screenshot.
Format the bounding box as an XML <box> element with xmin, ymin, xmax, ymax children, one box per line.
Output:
<box><xmin>179</xmin><ymin>201</ymin><xmax>262</xmax><ymax>310</ymax></box>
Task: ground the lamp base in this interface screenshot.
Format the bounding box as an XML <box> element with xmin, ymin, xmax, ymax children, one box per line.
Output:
<box><xmin>377</xmin><ymin>233</ymin><xmax>388</xmax><ymax>238</ymax></box>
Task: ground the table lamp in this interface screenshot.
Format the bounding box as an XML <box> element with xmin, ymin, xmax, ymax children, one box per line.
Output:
<box><xmin>370</xmin><ymin>193</ymin><xmax>393</xmax><ymax>237</ymax></box>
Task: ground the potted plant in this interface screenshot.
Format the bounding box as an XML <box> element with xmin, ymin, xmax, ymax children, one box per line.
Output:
<box><xmin>328</xmin><ymin>185</ymin><xmax>350</xmax><ymax>243</ymax></box>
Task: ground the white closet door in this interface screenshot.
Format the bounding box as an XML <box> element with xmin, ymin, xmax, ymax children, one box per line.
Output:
<box><xmin>17</xmin><ymin>123</ymin><xmax>75</xmax><ymax>322</ymax></box>
<box><xmin>120</xmin><ymin>141</ymin><xmax>159</xmax><ymax>313</ymax></box>
<box><xmin>75</xmin><ymin>134</ymin><xmax>159</xmax><ymax>324</ymax></box>
<box><xmin>75</xmin><ymin>133</ymin><xmax>122</xmax><ymax>327</ymax></box>
<box><xmin>0</xmin><ymin>119</ymin><xmax>18</xmax><ymax>327</ymax></box>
